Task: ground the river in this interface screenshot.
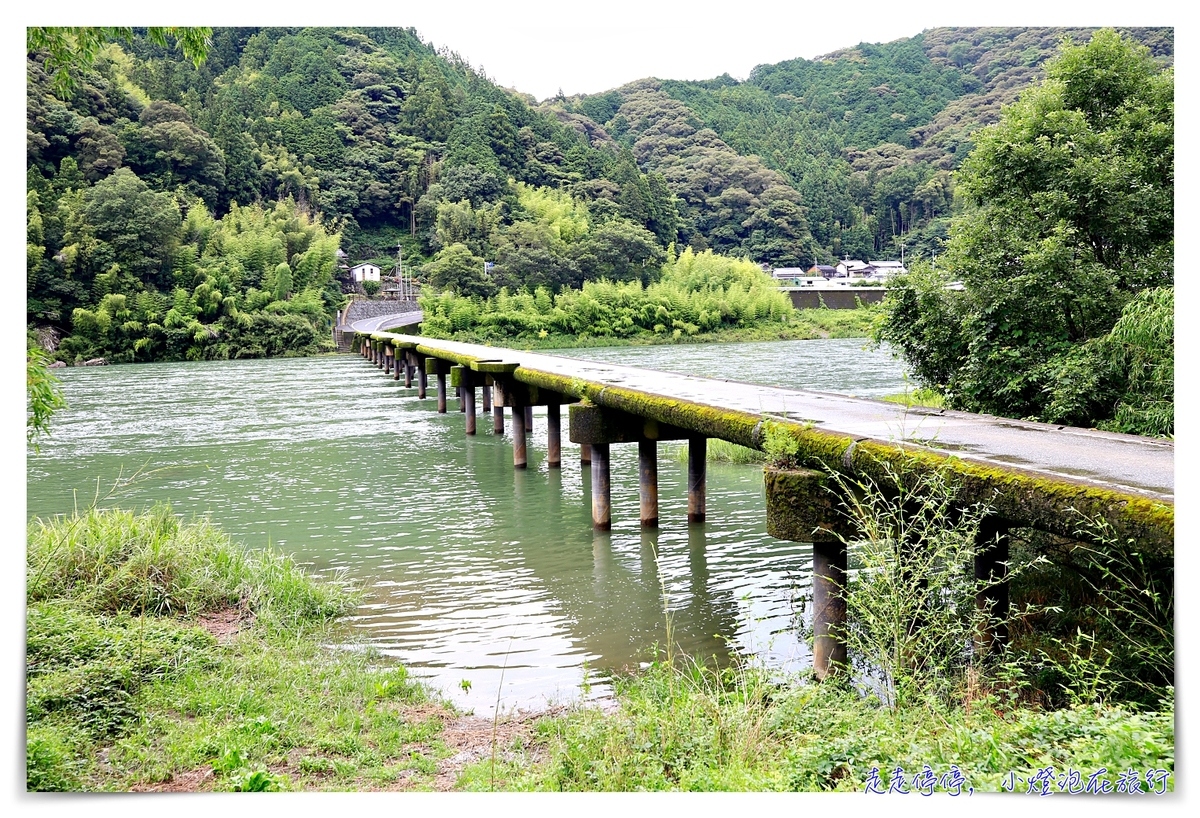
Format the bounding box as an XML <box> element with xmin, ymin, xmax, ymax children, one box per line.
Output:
<box><xmin>26</xmin><ymin>337</ymin><xmax>907</xmax><ymax>714</ymax></box>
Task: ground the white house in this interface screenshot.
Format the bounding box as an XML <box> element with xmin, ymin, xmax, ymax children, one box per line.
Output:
<box><xmin>836</xmin><ymin>259</ymin><xmax>872</xmax><ymax>278</ymax></box>
<box><xmin>350</xmin><ymin>263</ymin><xmax>381</xmax><ymax>283</ymax></box>
<box><xmin>868</xmin><ymin>260</ymin><xmax>907</xmax><ymax>280</ymax></box>
<box><xmin>771</xmin><ymin>267</ymin><xmax>809</xmax><ymax>283</ymax></box>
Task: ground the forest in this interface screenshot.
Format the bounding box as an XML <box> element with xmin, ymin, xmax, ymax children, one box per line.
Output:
<box><xmin>27</xmin><ymin>26</ymin><xmax>1172</xmax><ymax>380</ymax></box>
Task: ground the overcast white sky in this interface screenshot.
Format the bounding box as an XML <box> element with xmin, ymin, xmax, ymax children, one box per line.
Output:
<box><xmin>21</xmin><ymin>0</ymin><xmax>1183</xmax><ymax>101</ymax></box>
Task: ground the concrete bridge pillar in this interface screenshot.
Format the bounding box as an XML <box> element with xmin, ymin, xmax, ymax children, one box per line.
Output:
<box><xmin>547</xmin><ymin>403</ymin><xmax>561</xmax><ymax>467</ymax></box>
<box><xmin>426</xmin><ymin>358</ymin><xmax>449</xmax><ymax>413</ymax></box>
<box><xmin>639</xmin><ymin>440</ymin><xmax>658</xmax><ymax>528</ymax></box>
<box><xmin>764</xmin><ymin>467</ymin><xmax>850</xmax><ymax>681</ymax></box>
<box><xmin>512</xmin><ymin>402</ymin><xmax>528</xmax><ymax>469</ymax></box>
<box><xmin>688</xmin><ymin>437</ymin><xmax>707</xmax><ymax>523</ymax></box>
<box><xmin>376</xmin><ymin>341</ymin><xmax>384</xmax><ymax>370</ymax></box>
<box><xmin>811</xmin><ymin>540</ymin><xmax>848</xmax><ymax>680</ymax></box>
<box><xmin>524</xmin><ymin>405</ymin><xmax>534</xmax><ymax>429</ymax></box>
<box><xmin>569</xmin><ymin>403</ymin><xmax>688</xmax><ymax>530</ymax></box>
<box><xmin>416</xmin><ymin>354</ymin><xmax>427</xmax><ymax>399</ymax></box>
<box><xmin>591</xmin><ymin>443</ymin><xmax>611</xmax><ymax>531</ymax></box>
<box><xmin>581</xmin><ymin>444</ymin><xmax>591</xmax><ymax>465</ymax></box>
<box><xmin>462</xmin><ymin>371</ymin><xmax>477</xmax><ymax>436</ymax></box>
<box><xmin>482</xmin><ymin>377</ymin><xmax>492</xmax><ymax>413</ymax></box>
<box><xmin>493</xmin><ymin>400</ymin><xmax>504</xmax><ymax>434</ymax></box>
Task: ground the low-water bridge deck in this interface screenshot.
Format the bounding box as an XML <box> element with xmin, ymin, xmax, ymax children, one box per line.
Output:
<box><xmin>353</xmin><ymin>331</ymin><xmax>1174</xmax><ymax>677</ymax></box>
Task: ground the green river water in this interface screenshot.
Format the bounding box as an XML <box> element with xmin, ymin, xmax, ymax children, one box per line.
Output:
<box><xmin>26</xmin><ymin>338</ymin><xmax>907</xmax><ymax>713</ymax></box>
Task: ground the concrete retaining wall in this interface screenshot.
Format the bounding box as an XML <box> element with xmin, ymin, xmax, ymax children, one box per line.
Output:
<box><xmin>783</xmin><ymin>288</ymin><xmax>887</xmax><ymax>309</ymax></box>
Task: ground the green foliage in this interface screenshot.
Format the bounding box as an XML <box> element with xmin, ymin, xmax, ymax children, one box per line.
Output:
<box><xmin>761</xmin><ymin>422</ymin><xmax>801</xmax><ymax>470</ymax></box>
<box><xmin>672</xmin><ymin>439</ymin><xmax>766</xmax><ymax>465</ymax></box>
<box><xmin>877</xmin><ymin>31</ymin><xmax>1173</xmax><ymax>434</ymax></box>
<box><xmin>26</xmin><ymin>345</ymin><xmax>66</xmax><ymax>448</ymax></box>
<box><xmin>27</xmin><ymin>27</ymin><xmax>211</xmax><ymax>95</ymax></box>
<box><xmin>361</xmin><ymin>279</ymin><xmax>381</xmax><ymax>296</ymax></box>
<box><xmin>420</xmin><ymin>248</ymin><xmax>793</xmax><ymax>343</ymax></box>
<box><xmin>828</xmin><ymin>464</ymin><xmax>1001</xmax><ymax>707</ymax></box>
<box><xmin>507</xmin><ymin>660</ymin><xmax>1172</xmax><ymax>792</ymax></box>
<box><xmin>49</xmin><ymin>199</ymin><xmax>340</xmax><ymax>364</ymax></box>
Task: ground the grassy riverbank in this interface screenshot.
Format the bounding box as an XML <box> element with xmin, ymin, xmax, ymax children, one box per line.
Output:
<box><xmin>27</xmin><ymin>505</ymin><xmax>1173</xmax><ymax>793</ymax></box>
<box><xmin>26</xmin><ymin>506</ymin><xmax>476</xmax><ymax>791</ymax></box>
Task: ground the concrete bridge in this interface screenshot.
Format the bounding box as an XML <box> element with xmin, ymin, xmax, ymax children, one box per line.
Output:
<box><xmin>352</xmin><ymin>330</ymin><xmax>1173</xmax><ymax>678</ymax></box>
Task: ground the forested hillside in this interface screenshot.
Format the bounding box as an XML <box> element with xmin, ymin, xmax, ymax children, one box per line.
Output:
<box><xmin>26</xmin><ymin>27</ymin><xmax>684</xmax><ymax>362</ymax></box>
<box><xmin>27</xmin><ymin>26</ymin><xmax>1172</xmax><ymax>364</ymax></box>
<box><xmin>549</xmin><ymin>27</ymin><xmax>1172</xmax><ymax>266</ymax></box>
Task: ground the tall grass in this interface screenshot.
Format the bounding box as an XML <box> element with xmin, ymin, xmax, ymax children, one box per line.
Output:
<box><xmin>669</xmin><ymin>438</ymin><xmax>766</xmax><ymax>465</ymax></box>
<box><xmin>26</xmin><ymin>505</ymin><xmax>362</xmax><ymax>791</ymax></box>
<box><xmin>28</xmin><ymin>504</ymin><xmax>354</xmax><ymax>626</ymax></box>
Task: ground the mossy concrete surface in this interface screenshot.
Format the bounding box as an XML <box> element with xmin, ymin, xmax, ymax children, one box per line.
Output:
<box><xmin>764</xmin><ymin>468</ymin><xmax>852</xmax><ymax>544</ymax></box>
<box><xmin>569</xmin><ymin>404</ymin><xmax>690</xmax><ymax>445</ymax></box>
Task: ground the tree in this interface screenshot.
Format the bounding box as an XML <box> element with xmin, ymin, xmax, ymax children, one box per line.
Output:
<box><xmin>81</xmin><ymin>168</ymin><xmax>181</xmax><ymax>289</ymax></box>
<box><xmin>27</xmin><ymin>27</ymin><xmax>211</xmax><ymax>95</ymax></box>
<box><xmin>422</xmin><ymin>243</ymin><xmax>495</xmax><ymax>298</ymax></box>
<box><xmin>877</xmin><ymin>30</ymin><xmax>1173</xmax><ymax>432</ymax></box>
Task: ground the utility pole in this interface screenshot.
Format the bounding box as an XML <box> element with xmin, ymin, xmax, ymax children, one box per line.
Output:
<box><xmin>395</xmin><ymin>244</ymin><xmax>412</xmax><ymax>301</ymax></box>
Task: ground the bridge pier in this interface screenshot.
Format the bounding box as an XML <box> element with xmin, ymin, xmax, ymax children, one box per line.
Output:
<box><xmin>426</xmin><ymin>358</ymin><xmax>450</xmax><ymax>413</ymax></box>
<box><xmin>591</xmin><ymin>443</ymin><xmax>611</xmax><ymax>530</ymax></box>
<box><xmin>512</xmin><ymin>401</ymin><xmax>528</xmax><ymax>469</ymax></box>
<box><xmin>764</xmin><ymin>467</ymin><xmax>850</xmax><ymax>681</ymax></box>
<box><xmin>975</xmin><ymin>517</ymin><xmax>1012</xmax><ymax>655</ymax></box>
<box><xmin>493</xmin><ymin>401</ymin><xmax>504</xmax><ymax>434</ymax></box>
<box><xmin>525</xmin><ymin>405</ymin><xmax>534</xmax><ymax>429</ymax></box>
<box><xmin>376</xmin><ymin>340</ymin><xmax>384</xmax><ymax>370</ymax></box>
<box><xmin>416</xmin><ymin>354</ymin><xmax>427</xmax><ymax>398</ymax></box>
<box><xmin>688</xmin><ymin>437</ymin><xmax>707</xmax><ymax>523</ymax></box>
<box><xmin>581</xmin><ymin>443</ymin><xmax>591</xmax><ymax>465</ymax></box>
<box><xmin>812</xmin><ymin>540</ymin><xmax>848</xmax><ymax>680</ymax></box>
<box><xmin>482</xmin><ymin>377</ymin><xmax>492</xmax><ymax>413</ymax></box>
<box><xmin>383</xmin><ymin>345</ymin><xmax>392</xmax><ymax>375</ymax></box>
<box><xmin>570</xmin><ymin>403</ymin><xmax>691</xmax><ymax>530</ymax></box>
<box><xmin>639</xmin><ymin>440</ymin><xmax>658</xmax><ymax>528</ymax></box>
<box><xmin>460</xmin><ymin>370</ymin><xmax>479</xmax><ymax>435</ymax></box>
<box><xmin>547</xmin><ymin>403</ymin><xmax>561</xmax><ymax>467</ymax></box>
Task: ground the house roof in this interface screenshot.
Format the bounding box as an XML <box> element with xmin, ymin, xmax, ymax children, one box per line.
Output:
<box><xmin>349</xmin><ymin>262</ymin><xmax>379</xmax><ymax>271</ymax></box>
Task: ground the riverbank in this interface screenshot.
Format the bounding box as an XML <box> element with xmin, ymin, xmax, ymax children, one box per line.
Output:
<box><xmin>411</xmin><ymin>306</ymin><xmax>882</xmax><ymax>351</ymax></box>
<box><xmin>26</xmin><ymin>506</ymin><xmax>519</xmax><ymax>792</ymax></box>
<box><xmin>27</xmin><ymin>506</ymin><xmax>1173</xmax><ymax>792</ymax></box>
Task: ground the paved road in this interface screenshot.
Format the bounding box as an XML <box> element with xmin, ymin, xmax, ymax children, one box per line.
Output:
<box><xmin>391</xmin><ymin>335</ymin><xmax>1174</xmax><ymax>502</ymax></box>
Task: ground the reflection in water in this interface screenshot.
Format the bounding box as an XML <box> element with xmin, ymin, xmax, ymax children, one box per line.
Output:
<box><xmin>26</xmin><ymin>339</ymin><xmax>907</xmax><ymax>713</ymax></box>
